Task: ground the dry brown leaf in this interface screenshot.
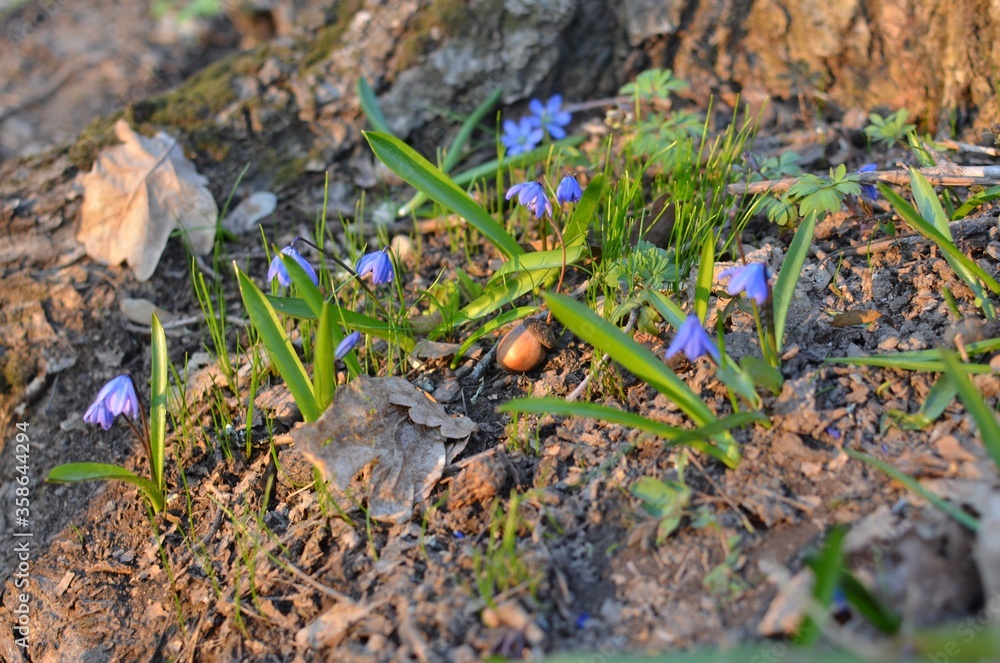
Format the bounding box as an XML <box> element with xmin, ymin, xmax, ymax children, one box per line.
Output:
<box><xmin>77</xmin><ymin>119</ymin><xmax>217</xmax><ymax>281</ymax></box>
<box><xmin>291</xmin><ymin>375</ymin><xmax>476</xmax><ymax>523</ymax></box>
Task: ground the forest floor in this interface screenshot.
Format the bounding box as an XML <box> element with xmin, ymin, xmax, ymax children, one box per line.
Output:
<box><xmin>2</xmin><ymin>3</ymin><xmax>1000</xmax><ymax>663</ymax></box>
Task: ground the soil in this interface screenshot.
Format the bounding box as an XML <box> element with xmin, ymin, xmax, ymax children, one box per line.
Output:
<box><xmin>3</xmin><ymin>3</ymin><xmax>1000</xmax><ymax>663</ymax></box>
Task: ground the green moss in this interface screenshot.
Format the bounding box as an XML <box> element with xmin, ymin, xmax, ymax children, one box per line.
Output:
<box><xmin>129</xmin><ymin>52</ymin><xmax>262</xmax><ymax>129</ymax></box>
<box><xmin>300</xmin><ymin>0</ymin><xmax>364</xmax><ymax>72</ymax></box>
<box><xmin>69</xmin><ymin>113</ymin><xmax>125</xmax><ymax>170</ymax></box>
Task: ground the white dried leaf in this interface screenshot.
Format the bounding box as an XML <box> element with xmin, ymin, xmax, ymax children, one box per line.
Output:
<box><xmin>77</xmin><ymin>119</ymin><xmax>217</xmax><ymax>281</ymax></box>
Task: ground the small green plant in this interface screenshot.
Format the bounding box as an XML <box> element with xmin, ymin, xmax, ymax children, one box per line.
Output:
<box><xmin>47</xmin><ymin>315</ymin><xmax>169</xmax><ymax>512</ymax></box>
<box><xmin>864</xmin><ymin>108</ymin><xmax>916</xmax><ymax>147</ymax></box>
<box><xmin>630</xmin><ymin>451</ymin><xmax>692</xmax><ymax>545</ymax></box>
<box><xmin>765</xmin><ymin>165</ymin><xmax>862</xmax><ymax>226</ymax></box>
<box><xmin>472</xmin><ymin>489</ymin><xmax>542</xmax><ymax>606</ymax></box>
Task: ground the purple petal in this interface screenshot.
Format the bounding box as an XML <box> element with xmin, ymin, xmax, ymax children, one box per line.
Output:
<box><xmin>546</xmin><ymin>94</ymin><xmax>563</xmax><ymax>113</ymax></box>
<box><xmin>335</xmin><ymin>331</ymin><xmax>362</xmax><ymax>359</ymax></box>
<box><xmin>529</xmin><ymin>98</ymin><xmax>545</xmax><ymax>116</ymax></box>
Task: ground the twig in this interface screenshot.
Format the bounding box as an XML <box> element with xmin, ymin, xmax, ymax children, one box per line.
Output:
<box><xmin>727</xmin><ymin>163</ymin><xmax>1000</xmax><ymax>196</ymax></box>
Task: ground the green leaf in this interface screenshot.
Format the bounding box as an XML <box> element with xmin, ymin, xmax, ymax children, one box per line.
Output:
<box><xmin>799</xmin><ymin>526</ymin><xmax>846</xmax><ymax>644</ymax></box>
<box><xmin>314</xmin><ymin>302</ymin><xmax>336</xmax><ymax>412</ymax></box>
<box><xmin>694</xmin><ymin>234</ymin><xmax>715</xmax><ymax>324</ymax></box>
<box><xmin>847</xmin><ymin>448</ymin><xmax>979</xmax><ymax>531</ymax></box>
<box><xmin>149</xmin><ymin>314</ymin><xmax>167</xmax><ymax>494</ymax></box>
<box><xmin>543</xmin><ymin>291</ymin><xmax>741</xmax><ymax>468</ymax></box>
<box><xmin>281</xmin><ymin>251</ymin><xmax>324</xmax><ymax>316</ymax></box>
<box><xmin>880</xmin><ymin>182</ymin><xmax>1000</xmax><ymax>297</ymax></box>
<box><xmin>267</xmin><ymin>296</ymin><xmax>415</xmax><ymax>352</ymax></box>
<box><xmin>457</xmin><ymin>269</ymin><xmax>557</xmax><ymax>323</ymax></box>
<box><xmin>740</xmin><ymin>356</ymin><xmax>783</xmax><ymax>394</ymax></box>
<box><xmin>773</xmin><ymin>211</ymin><xmax>817</xmax><ymax>350</ymax></box>
<box><xmin>953</xmin><ymin>184</ymin><xmax>1000</xmax><ymax>220</ymax></box>
<box><xmin>886</xmin><ymin>374</ymin><xmax>957</xmax><ymax>431</ymax></box>
<box><xmin>47</xmin><ymin>462</ymin><xmax>164</xmax><ymax>513</ymax></box>
<box><xmin>632</xmin><ymin>475</ymin><xmax>691</xmax><ymax>544</ymax></box>
<box><xmin>364</xmin><ymin>131</ymin><xmax>523</xmax><ymax>259</ymax></box>
<box><xmin>499</xmin><ymin>397</ymin><xmax>763</xmax><ymax>466</ymax></box>
<box><xmin>565</xmin><ymin>174</ymin><xmax>604</xmax><ymax>247</ymax></box>
<box><xmin>357</xmin><ymin>77</ymin><xmax>392</xmax><ymax>135</ymax></box>
<box><xmin>840</xmin><ymin>570</ymin><xmax>901</xmax><ymax>634</ymax></box>
<box><xmin>441</xmin><ymin>87</ymin><xmax>502</xmax><ymax>174</ymax></box>
<box><xmin>236</xmin><ymin>266</ymin><xmax>321</xmax><ymax>422</ymax></box>
<box><xmin>487</xmin><ymin>246</ymin><xmax>587</xmax><ymax>285</ymax></box>
<box><xmin>940</xmin><ymin>349</ymin><xmax>1000</xmax><ymax>471</ymax></box>
<box><xmin>827</xmin><ymin>353</ymin><xmax>992</xmax><ymax>374</ymax></box>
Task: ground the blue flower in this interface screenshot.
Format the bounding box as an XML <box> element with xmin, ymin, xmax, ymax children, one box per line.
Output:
<box><xmin>505</xmin><ymin>181</ymin><xmax>552</xmax><ymax>218</ymax></box>
<box><xmin>720</xmin><ymin>262</ymin><xmax>770</xmax><ymax>306</ymax></box>
<box><xmin>856</xmin><ymin>162</ymin><xmax>879</xmax><ymax>200</ymax></box>
<box><xmin>356</xmin><ymin>249</ymin><xmax>394</xmax><ymax>285</ymax></box>
<box><xmin>84</xmin><ymin>375</ymin><xmax>141</xmax><ymax>431</ymax></box>
<box><xmin>335</xmin><ymin>331</ymin><xmax>361</xmax><ymax>359</ymax></box>
<box><xmin>528</xmin><ymin>95</ymin><xmax>572</xmax><ymax>140</ymax></box>
<box><xmin>665</xmin><ymin>314</ymin><xmax>720</xmax><ymax>362</ymax></box>
<box><xmin>268</xmin><ymin>245</ymin><xmax>318</xmax><ymax>288</ymax></box>
<box><xmin>556</xmin><ymin>175</ymin><xmax>582</xmax><ymax>204</ymax></box>
<box><xmin>575</xmin><ymin>612</ymin><xmax>591</xmax><ymax>629</ymax></box>
<box><xmin>501</xmin><ymin>117</ymin><xmax>543</xmax><ymax>156</ymax></box>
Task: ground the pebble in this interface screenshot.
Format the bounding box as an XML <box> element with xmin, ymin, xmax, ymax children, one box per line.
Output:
<box><xmin>432</xmin><ymin>378</ymin><xmax>461</xmax><ymax>403</ymax></box>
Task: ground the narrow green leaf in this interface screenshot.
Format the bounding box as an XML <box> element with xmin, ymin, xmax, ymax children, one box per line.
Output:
<box><xmin>880</xmin><ymin>183</ymin><xmax>1000</xmax><ymax>295</ymax></box>
<box><xmin>953</xmin><ymin>184</ymin><xmax>1000</xmax><ymax>220</ymax></box>
<box><xmin>47</xmin><ymin>462</ymin><xmax>164</xmax><ymax>513</ymax></box>
<box><xmin>827</xmin><ymin>355</ymin><xmax>992</xmax><ymax>373</ymax></box>
<box><xmin>267</xmin><ymin>296</ymin><xmax>415</xmax><ymax>353</ymax></box>
<box><xmin>357</xmin><ymin>77</ymin><xmax>392</xmax><ymax>135</ymax></box>
<box><xmin>773</xmin><ymin>211</ymin><xmax>816</xmax><ymax>350</ymax></box>
<box><xmin>499</xmin><ymin>398</ymin><xmax>761</xmax><ymax>467</ymax></box>
<box><xmin>314</xmin><ymin>302</ymin><xmax>335</xmax><ymax>412</ymax></box>
<box><xmin>847</xmin><ymin>449</ymin><xmax>979</xmax><ymax>531</ymax></box>
<box><xmin>565</xmin><ymin>174</ymin><xmax>604</xmax><ymax>247</ymax></box>
<box><xmin>149</xmin><ymin>314</ymin><xmax>167</xmax><ymax>494</ymax></box>
<box><xmin>886</xmin><ymin>374</ymin><xmax>957</xmax><ymax>430</ymax></box>
<box><xmin>840</xmin><ymin>571</ymin><xmax>901</xmax><ymax>634</ymax></box>
<box><xmin>282</xmin><ymin>252</ymin><xmax>324</xmax><ymax>317</ymax></box>
<box><xmin>799</xmin><ymin>526</ymin><xmax>846</xmax><ymax>644</ymax></box>
<box><xmin>236</xmin><ymin>266</ymin><xmax>321</xmax><ymax>422</ymax></box>
<box><xmin>694</xmin><ymin>234</ymin><xmax>715</xmax><ymax>324</ymax></box>
<box><xmin>940</xmin><ymin>349</ymin><xmax>1000</xmax><ymax>469</ymax></box>
<box><xmin>365</xmin><ymin>131</ymin><xmax>523</xmax><ymax>259</ymax></box>
<box><xmin>487</xmin><ymin>246</ymin><xmax>587</xmax><ymax>285</ymax></box>
<box><xmin>441</xmin><ymin>87</ymin><xmax>502</xmax><ymax>174</ymax></box>
<box><xmin>457</xmin><ymin>269</ymin><xmax>557</xmax><ymax>323</ymax></box>
<box><xmin>643</xmin><ymin>289</ymin><xmax>686</xmax><ymax>330</ymax></box>
<box><xmin>543</xmin><ymin>291</ymin><xmax>741</xmax><ymax>468</ymax></box>
<box><xmin>398</xmin><ymin>135</ymin><xmax>587</xmax><ymax>216</ymax></box>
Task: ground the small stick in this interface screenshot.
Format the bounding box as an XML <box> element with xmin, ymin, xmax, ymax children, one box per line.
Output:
<box><xmin>727</xmin><ymin>163</ymin><xmax>1000</xmax><ymax>196</ymax></box>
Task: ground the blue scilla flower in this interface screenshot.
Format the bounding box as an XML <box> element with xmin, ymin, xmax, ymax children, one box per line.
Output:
<box><xmin>506</xmin><ymin>181</ymin><xmax>552</xmax><ymax>218</ymax></box>
<box><xmin>501</xmin><ymin>117</ymin><xmax>543</xmax><ymax>156</ymax></box>
<box><xmin>528</xmin><ymin>95</ymin><xmax>572</xmax><ymax>140</ymax></box>
<box><xmin>720</xmin><ymin>262</ymin><xmax>770</xmax><ymax>306</ymax></box>
<box><xmin>84</xmin><ymin>375</ymin><xmax>141</xmax><ymax>430</ymax></box>
<box><xmin>556</xmin><ymin>175</ymin><xmax>582</xmax><ymax>204</ymax></box>
<box><xmin>856</xmin><ymin>163</ymin><xmax>879</xmax><ymax>200</ymax></box>
<box><xmin>268</xmin><ymin>245</ymin><xmax>318</xmax><ymax>288</ymax></box>
<box><xmin>335</xmin><ymin>331</ymin><xmax>361</xmax><ymax>359</ymax></box>
<box><xmin>356</xmin><ymin>248</ymin><xmax>394</xmax><ymax>285</ymax></box>
<box><xmin>665</xmin><ymin>314</ymin><xmax>720</xmax><ymax>362</ymax></box>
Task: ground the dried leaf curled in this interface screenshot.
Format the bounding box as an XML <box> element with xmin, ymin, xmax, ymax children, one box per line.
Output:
<box><xmin>291</xmin><ymin>375</ymin><xmax>476</xmax><ymax>523</ymax></box>
<box><xmin>78</xmin><ymin>119</ymin><xmax>218</xmax><ymax>281</ymax></box>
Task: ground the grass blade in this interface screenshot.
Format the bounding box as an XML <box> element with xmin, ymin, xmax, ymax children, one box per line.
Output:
<box><xmin>880</xmin><ymin>183</ymin><xmax>1000</xmax><ymax>295</ymax></box>
<box><xmin>236</xmin><ymin>265</ymin><xmax>320</xmax><ymax>422</ymax></box>
<box><xmin>846</xmin><ymin>448</ymin><xmax>978</xmax><ymax>531</ymax></box>
<box><xmin>487</xmin><ymin>246</ymin><xmax>587</xmax><ymax>285</ymax></box>
<box><xmin>441</xmin><ymin>87</ymin><xmax>502</xmax><ymax>174</ymax></box>
<box><xmin>694</xmin><ymin>233</ymin><xmax>715</xmax><ymax>324</ymax></box>
<box><xmin>773</xmin><ymin>211</ymin><xmax>816</xmax><ymax>350</ymax></box>
<box><xmin>940</xmin><ymin>349</ymin><xmax>1000</xmax><ymax>469</ymax></box>
<box><xmin>826</xmin><ymin>355</ymin><xmax>992</xmax><ymax>373</ymax></box>
<box><xmin>500</xmin><ymin>398</ymin><xmax>762</xmax><ymax>466</ymax></box>
<box><xmin>314</xmin><ymin>302</ymin><xmax>335</xmax><ymax>412</ymax></box>
<box><xmin>149</xmin><ymin>314</ymin><xmax>167</xmax><ymax>493</ymax></box>
<box><xmin>357</xmin><ymin>77</ymin><xmax>392</xmax><ymax>135</ymax></box>
<box><xmin>458</xmin><ymin>269</ymin><xmax>557</xmax><ymax>323</ymax></box>
<box><xmin>365</xmin><ymin>131</ymin><xmax>523</xmax><ymax>259</ymax></box>
<box><xmin>47</xmin><ymin>462</ymin><xmax>164</xmax><ymax>513</ymax></box>
<box><xmin>544</xmin><ymin>291</ymin><xmax>741</xmax><ymax>468</ymax></box>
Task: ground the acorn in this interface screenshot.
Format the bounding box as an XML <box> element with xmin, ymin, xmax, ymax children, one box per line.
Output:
<box><xmin>496</xmin><ymin>320</ymin><xmax>556</xmax><ymax>373</ymax></box>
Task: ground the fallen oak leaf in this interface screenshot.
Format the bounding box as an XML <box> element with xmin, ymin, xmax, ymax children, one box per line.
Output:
<box><xmin>77</xmin><ymin>119</ymin><xmax>218</xmax><ymax>281</ymax></box>
<box><xmin>291</xmin><ymin>375</ymin><xmax>476</xmax><ymax>523</ymax></box>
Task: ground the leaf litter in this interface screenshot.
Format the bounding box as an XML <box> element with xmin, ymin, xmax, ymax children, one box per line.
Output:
<box><xmin>291</xmin><ymin>375</ymin><xmax>476</xmax><ymax>523</ymax></box>
<box><xmin>77</xmin><ymin>119</ymin><xmax>217</xmax><ymax>281</ymax></box>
